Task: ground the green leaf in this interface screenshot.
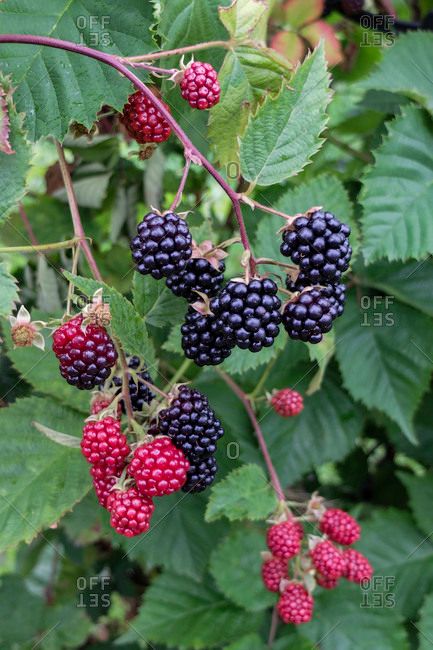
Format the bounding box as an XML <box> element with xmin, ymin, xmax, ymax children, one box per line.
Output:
<box><xmin>209</xmin><ymin>46</ymin><xmax>291</xmax><ymax>166</ymax></box>
<box><xmin>240</xmin><ymin>43</ymin><xmax>331</xmax><ymax>186</ymax></box>
<box><xmin>33</xmin><ymin>421</ymin><xmax>82</xmax><ymax>448</ymax></box>
<box><xmin>162</xmin><ymin>324</ymin><xmax>183</xmax><ymax>355</ymax></box>
<box><xmin>0</xmin><ymin>263</ymin><xmax>18</xmax><ymax>317</ymax></box>
<box><xmin>64</xmin><ymin>272</ymin><xmax>156</xmax><ymax>370</ymax></box>
<box><xmin>0</xmin><ymin>396</ymin><xmax>89</xmax><ymax>551</ymax></box>
<box><xmin>417</xmin><ymin>592</ymin><xmax>433</xmax><ymax>650</ymax></box>
<box><xmin>335</xmin><ymin>294</ymin><xmax>433</xmax><ymax>443</ymax></box>
<box><xmin>205</xmin><ymin>464</ymin><xmax>277</xmax><ymax>523</ymax></box>
<box><xmin>132</xmin><ymin>272</ymin><xmax>185</xmax><ymax>327</ymax></box>
<box><xmin>221</xmin><ymin>330</ymin><xmax>287</xmax><ymax>374</ymax></box>
<box><xmin>398</xmin><ymin>472</ymin><xmax>433</xmax><ymax>539</ymax></box>
<box><xmin>210</xmin><ymin>528</ymin><xmax>274</xmax><ymax>612</ymax></box>
<box><xmin>361</xmin><ymin>32</ymin><xmax>433</xmax><ymax>116</ymax></box>
<box><xmin>0</xmin><ymin>575</ymin><xmax>44</xmax><ymax>646</ymax></box>
<box><xmin>360</xmin><ymin>107</ymin><xmax>433</xmax><ymax>263</ymax></box>
<box><xmin>224</xmin><ymin>634</ymin><xmax>265</xmax><ymax>650</ymax></box>
<box><xmin>130</xmin><ymin>572</ymin><xmax>263</xmax><ymax>649</ymax></box>
<box><xmin>38</xmin><ymin>603</ymin><xmax>92</xmax><ymax>650</ymax></box>
<box><xmin>0</xmin><ymin>1</ymin><xmax>155</xmax><ymax>141</ymax></box>
<box><xmin>219</xmin><ymin>0</ymin><xmax>270</xmax><ymax>41</ymax></box>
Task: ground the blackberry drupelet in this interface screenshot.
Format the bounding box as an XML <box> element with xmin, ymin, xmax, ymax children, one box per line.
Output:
<box><xmin>131</xmin><ymin>211</ymin><xmax>192</xmax><ymax>279</ymax></box>
<box><xmin>281</xmin><ymin>210</ymin><xmax>351</xmax><ymax>283</ymax></box>
<box><xmin>286</xmin><ymin>275</ymin><xmax>346</xmax><ymax>320</ymax></box>
<box><xmin>166</xmin><ymin>257</ymin><xmax>225</xmax><ymax>302</ymax></box>
<box><xmin>182</xmin><ymin>456</ymin><xmax>218</xmax><ymax>492</ymax></box>
<box><xmin>211</xmin><ymin>278</ymin><xmax>282</xmax><ymax>353</ymax></box>
<box><xmin>181</xmin><ymin>307</ymin><xmax>233</xmax><ymax>366</ymax></box>
<box><xmin>282</xmin><ymin>287</ymin><xmax>336</xmax><ymax>344</ymax></box>
<box><xmin>111</xmin><ymin>356</ymin><xmax>155</xmax><ymax>412</ymax></box>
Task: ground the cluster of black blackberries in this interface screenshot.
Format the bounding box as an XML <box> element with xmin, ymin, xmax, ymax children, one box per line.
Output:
<box><xmin>111</xmin><ymin>355</ymin><xmax>155</xmax><ymax>412</ymax></box>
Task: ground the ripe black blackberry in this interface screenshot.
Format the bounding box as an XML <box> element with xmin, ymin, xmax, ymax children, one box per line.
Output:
<box><xmin>182</xmin><ymin>456</ymin><xmax>218</xmax><ymax>493</ymax></box>
<box><xmin>341</xmin><ymin>0</ymin><xmax>364</xmax><ymax>16</ymax></box>
<box><xmin>111</xmin><ymin>356</ymin><xmax>155</xmax><ymax>412</ymax></box>
<box><xmin>166</xmin><ymin>257</ymin><xmax>225</xmax><ymax>302</ymax></box>
<box><xmin>211</xmin><ymin>278</ymin><xmax>282</xmax><ymax>353</ymax></box>
<box><xmin>155</xmin><ymin>386</ymin><xmax>224</xmax><ymax>461</ymax></box>
<box><xmin>286</xmin><ymin>275</ymin><xmax>346</xmax><ymax>320</ymax></box>
<box><xmin>282</xmin><ymin>287</ymin><xmax>337</xmax><ymax>344</ymax></box>
<box><xmin>281</xmin><ymin>210</ymin><xmax>351</xmax><ymax>284</ymax></box>
<box><xmin>130</xmin><ymin>211</ymin><xmax>192</xmax><ymax>279</ymax></box>
<box><xmin>181</xmin><ymin>307</ymin><xmax>233</xmax><ymax>366</ymax></box>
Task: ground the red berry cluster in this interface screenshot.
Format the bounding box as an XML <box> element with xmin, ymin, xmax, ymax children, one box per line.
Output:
<box><xmin>270</xmin><ymin>388</ymin><xmax>304</xmax><ymax>417</ymax></box>
<box><xmin>261</xmin><ymin>506</ymin><xmax>372</xmax><ymax>625</ymax></box>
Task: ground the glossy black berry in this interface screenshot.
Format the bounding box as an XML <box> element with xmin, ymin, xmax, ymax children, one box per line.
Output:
<box><xmin>282</xmin><ymin>287</ymin><xmax>338</xmax><ymax>344</ymax></box>
<box><xmin>166</xmin><ymin>258</ymin><xmax>225</xmax><ymax>302</ymax></box>
<box><xmin>130</xmin><ymin>211</ymin><xmax>192</xmax><ymax>279</ymax></box>
<box><xmin>286</xmin><ymin>275</ymin><xmax>346</xmax><ymax>320</ymax></box>
<box><xmin>181</xmin><ymin>307</ymin><xmax>233</xmax><ymax>366</ymax></box>
<box><xmin>155</xmin><ymin>386</ymin><xmax>224</xmax><ymax>461</ymax></box>
<box><xmin>281</xmin><ymin>210</ymin><xmax>351</xmax><ymax>284</ymax></box>
<box><xmin>211</xmin><ymin>278</ymin><xmax>282</xmax><ymax>353</ymax></box>
<box><xmin>182</xmin><ymin>456</ymin><xmax>218</xmax><ymax>493</ymax></box>
<box><xmin>111</xmin><ymin>356</ymin><xmax>155</xmax><ymax>412</ymax></box>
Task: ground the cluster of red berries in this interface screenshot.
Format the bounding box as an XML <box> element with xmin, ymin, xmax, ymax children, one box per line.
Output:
<box><xmin>121</xmin><ymin>60</ymin><xmax>220</xmax><ymax>144</ymax></box>
<box><xmin>261</xmin><ymin>507</ymin><xmax>373</xmax><ymax>625</ymax></box>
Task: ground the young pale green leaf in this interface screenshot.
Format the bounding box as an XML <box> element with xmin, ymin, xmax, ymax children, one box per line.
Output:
<box><xmin>335</xmin><ymin>294</ymin><xmax>433</xmax><ymax>444</ymax></box>
<box><xmin>132</xmin><ymin>272</ymin><xmax>185</xmax><ymax>327</ymax></box>
<box><xmin>360</xmin><ymin>32</ymin><xmax>433</xmax><ymax>116</ymax></box>
<box><xmin>210</xmin><ymin>529</ymin><xmax>274</xmax><ymax>612</ymax></box>
<box><xmin>0</xmin><ymin>397</ymin><xmax>89</xmax><ymax>552</ymax></box>
<box><xmin>0</xmin><ymin>2</ymin><xmax>154</xmax><ymax>141</ymax></box>
<box><xmin>398</xmin><ymin>472</ymin><xmax>433</xmax><ymax>539</ymax></box>
<box><xmin>129</xmin><ymin>572</ymin><xmax>263</xmax><ymax>649</ymax></box>
<box><xmin>205</xmin><ymin>464</ymin><xmax>277</xmax><ymax>523</ymax></box>
<box><xmin>417</xmin><ymin>592</ymin><xmax>433</xmax><ymax>650</ymax></box>
<box><xmin>63</xmin><ymin>272</ymin><xmax>156</xmax><ymax>370</ymax></box>
<box><xmin>361</xmin><ymin>107</ymin><xmax>433</xmax><ymax>263</ymax></box>
<box><xmin>209</xmin><ymin>45</ymin><xmax>291</xmax><ymax>166</ymax></box>
<box><xmin>33</xmin><ymin>421</ymin><xmax>81</xmax><ymax>448</ymax></box>
<box><xmin>240</xmin><ymin>43</ymin><xmax>331</xmax><ymax>186</ymax></box>
<box><xmin>219</xmin><ymin>0</ymin><xmax>270</xmax><ymax>42</ymax></box>
<box><xmin>0</xmin><ymin>263</ymin><xmax>18</xmax><ymax>317</ymax></box>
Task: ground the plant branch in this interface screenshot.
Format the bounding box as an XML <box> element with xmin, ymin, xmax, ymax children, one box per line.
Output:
<box><xmin>136</xmin><ymin>375</ymin><xmax>169</xmax><ymax>400</ymax></box>
<box><xmin>0</xmin><ymin>34</ymin><xmax>256</xmax><ymax>276</ymax></box>
<box><xmin>170</xmin><ymin>156</ymin><xmax>192</xmax><ymax>211</ymax></box>
<box><xmin>240</xmin><ymin>195</ymin><xmax>296</xmax><ymax>222</ymax></box>
<box><xmin>326</xmin><ymin>132</ymin><xmax>373</xmax><ymax>164</ymax></box>
<box><xmin>0</xmin><ymin>236</ymin><xmax>85</xmax><ymax>254</ymax></box>
<box><xmin>217</xmin><ymin>369</ymin><xmax>287</xmax><ymax>503</ymax></box>
<box><xmin>55</xmin><ymin>140</ymin><xmax>103</xmax><ymax>281</ymax></box>
<box><xmin>123</xmin><ymin>40</ymin><xmax>232</xmax><ymax>62</ymax></box>
<box><xmin>124</xmin><ymin>61</ymin><xmax>178</xmax><ymax>76</ymax></box>
<box><xmin>18</xmin><ymin>203</ymin><xmax>39</xmax><ymax>246</ymax></box>
<box><xmin>116</xmin><ymin>342</ymin><xmax>135</xmax><ymax>428</ymax></box>
<box><xmin>267</xmin><ymin>605</ymin><xmax>279</xmax><ymax>648</ymax></box>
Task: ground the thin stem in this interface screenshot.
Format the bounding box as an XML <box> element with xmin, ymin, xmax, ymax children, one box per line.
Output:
<box><xmin>241</xmin><ymin>196</ymin><xmax>296</xmax><ymax>222</ymax></box>
<box><xmin>136</xmin><ymin>375</ymin><xmax>169</xmax><ymax>400</ymax></box>
<box><xmin>55</xmin><ymin>140</ymin><xmax>103</xmax><ymax>281</ymax></box>
<box><xmin>326</xmin><ymin>133</ymin><xmax>373</xmax><ymax>164</ymax></box>
<box><xmin>170</xmin><ymin>156</ymin><xmax>192</xmax><ymax>211</ymax></box>
<box><xmin>0</xmin><ymin>236</ymin><xmax>84</xmax><ymax>254</ymax></box>
<box><xmin>116</xmin><ymin>342</ymin><xmax>135</xmax><ymax>428</ymax></box>
<box><xmin>217</xmin><ymin>369</ymin><xmax>287</xmax><ymax>503</ymax></box>
<box><xmin>267</xmin><ymin>605</ymin><xmax>279</xmax><ymax>648</ymax></box>
<box><xmin>0</xmin><ymin>35</ymin><xmax>255</xmax><ymax>276</ymax></box>
<box><xmin>249</xmin><ymin>356</ymin><xmax>277</xmax><ymax>400</ymax></box>
<box><xmin>66</xmin><ymin>244</ymin><xmax>80</xmax><ymax>316</ymax></box>
<box><xmin>256</xmin><ymin>258</ymin><xmax>298</xmax><ymax>271</ymax></box>
<box><xmin>162</xmin><ymin>358</ymin><xmax>192</xmax><ymax>394</ymax></box>
<box><xmin>125</xmin><ymin>61</ymin><xmax>178</xmax><ymax>75</ymax></box>
<box><xmin>18</xmin><ymin>203</ymin><xmax>39</xmax><ymax>246</ymax></box>
<box><xmin>124</xmin><ymin>40</ymin><xmax>232</xmax><ymax>62</ymax></box>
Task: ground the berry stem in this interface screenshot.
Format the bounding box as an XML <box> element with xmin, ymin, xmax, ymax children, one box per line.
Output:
<box><xmin>18</xmin><ymin>203</ymin><xmax>39</xmax><ymax>246</ymax></box>
<box><xmin>136</xmin><ymin>375</ymin><xmax>169</xmax><ymax>401</ymax></box>
<box><xmin>124</xmin><ymin>62</ymin><xmax>178</xmax><ymax>76</ymax></box>
<box><xmin>0</xmin><ymin>236</ymin><xmax>85</xmax><ymax>254</ymax></box>
<box><xmin>123</xmin><ymin>40</ymin><xmax>233</xmax><ymax>62</ymax></box>
<box><xmin>0</xmin><ymin>34</ymin><xmax>256</xmax><ymax>276</ymax></box>
<box><xmin>170</xmin><ymin>156</ymin><xmax>192</xmax><ymax>211</ymax></box>
<box><xmin>240</xmin><ymin>195</ymin><xmax>298</xmax><ymax>222</ymax></box>
<box><xmin>55</xmin><ymin>140</ymin><xmax>103</xmax><ymax>282</ymax></box>
<box><xmin>66</xmin><ymin>244</ymin><xmax>80</xmax><ymax>316</ymax></box>
<box><xmin>255</xmin><ymin>257</ymin><xmax>299</xmax><ymax>271</ymax></box>
<box><xmin>217</xmin><ymin>369</ymin><xmax>287</xmax><ymax>504</ymax></box>
<box><xmin>248</xmin><ymin>356</ymin><xmax>277</xmax><ymax>400</ymax></box>
<box><xmin>267</xmin><ymin>605</ymin><xmax>279</xmax><ymax>648</ymax></box>
<box><xmin>116</xmin><ymin>341</ymin><xmax>135</xmax><ymax>429</ymax></box>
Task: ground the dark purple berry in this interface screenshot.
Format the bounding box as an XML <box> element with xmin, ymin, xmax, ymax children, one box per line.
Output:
<box><xmin>286</xmin><ymin>275</ymin><xmax>346</xmax><ymax>320</ymax></box>
<box><xmin>182</xmin><ymin>456</ymin><xmax>218</xmax><ymax>493</ymax></box>
<box><xmin>282</xmin><ymin>287</ymin><xmax>338</xmax><ymax>344</ymax></box>
<box><xmin>111</xmin><ymin>356</ymin><xmax>155</xmax><ymax>412</ymax></box>
<box><xmin>166</xmin><ymin>257</ymin><xmax>225</xmax><ymax>302</ymax></box>
<box><xmin>181</xmin><ymin>307</ymin><xmax>233</xmax><ymax>366</ymax></box>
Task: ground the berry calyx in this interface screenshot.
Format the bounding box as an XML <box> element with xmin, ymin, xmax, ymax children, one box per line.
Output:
<box><xmin>130</xmin><ymin>211</ymin><xmax>192</xmax><ymax>280</ymax></box>
<box><xmin>121</xmin><ymin>90</ymin><xmax>171</xmax><ymax>143</ymax></box>
<box><xmin>111</xmin><ymin>355</ymin><xmax>155</xmax><ymax>412</ymax></box>
<box><xmin>282</xmin><ymin>287</ymin><xmax>336</xmax><ymax>344</ymax></box>
<box><xmin>310</xmin><ymin>540</ymin><xmax>346</xmax><ymax>580</ymax></box>
<box><xmin>270</xmin><ymin>388</ymin><xmax>304</xmax><ymax>417</ymax></box>
<box><xmin>52</xmin><ymin>315</ymin><xmax>117</xmax><ymax>390</ymax></box>
<box><xmin>181</xmin><ymin>306</ymin><xmax>233</xmax><ymax>367</ymax></box>
<box><xmin>182</xmin><ymin>456</ymin><xmax>218</xmax><ymax>493</ymax></box>
<box><xmin>278</xmin><ymin>582</ymin><xmax>314</xmax><ymax>624</ymax></box>
<box><xmin>320</xmin><ymin>508</ymin><xmax>361</xmax><ymax>546</ymax></box>
<box><xmin>343</xmin><ymin>549</ymin><xmax>373</xmax><ymax>583</ymax></box>
<box><xmin>267</xmin><ymin>520</ymin><xmax>303</xmax><ymax>560</ymax></box>
<box><xmin>107</xmin><ymin>486</ymin><xmax>155</xmax><ymax>537</ymax></box>
<box><xmin>180</xmin><ymin>61</ymin><xmax>220</xmax><ymax>110</ymax></box>
<box><xmin>262</xmin><ymin>556</ymin><xmax>288</xmax><ymax>593</ymax></box>
<box><xmin>211</xmin><ymin>278</ymin><xmax>282</xmax><ymax>353</ymax></box>
<box><xmin>128</xmin><ymin>437</ymin><xmax>190</xmax><ymax>498</ymax></box>
<box><xmin>81</xmin><ymin>416</ymin><xmax>130</xmax><ymax>468</ymax></box>
<box><xmin>281</xmin><ymin>209</ymin><xmax>351</xmax><ymax>284</ymax></box>
<box><xmin>90</xmin><ymin>462</ymin><xmax>124</xmax><ymax>509</ymax></box>
<box><xmin>166</xmin><ymin>257</ymin><xmax>225</xmax><ymax>302</ymax></box>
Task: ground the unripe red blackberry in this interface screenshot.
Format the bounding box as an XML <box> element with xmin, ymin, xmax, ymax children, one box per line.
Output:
<box><xmin>81</xmin><ymin>416</ymin><xmax>130</xmax><ymax>468</ymax></box>
<box><xmin>316</xmin><ymin>573</ymin><xmax>339</xmax><ymax>589</ymax></box>
<box><xmin>111</xmin><ymin>355</ymin><xmax>155</xmax><ymax>412</ymax></box>
<box><xmin>262</xmin><ymin>556</ymin><xmax>288</xmax><ymax>593</ymax></box>
<box><xmin>182</xmin><ymin>456</ymin><xmax>218</xmax><ymax>493</ymax></box>
<box><xmin>128</xmin><ymin>437</ymin><xmax>190</xmax><ymax>498</ymax></box>
<box><xmin>311</xmin><ymin>540</ymin><xmax>346</xmax><ymax>580</ymax></box>
<box><xmin>282</xmin><ymin>287</ymin><xmax>336</xmax><ymax>344</ymax></box>
<box><xmin>211</xmin><ymin>278</ymin><xmax>282</xmax><ymax>353</ymax></box>
<box><xmin>90</xmin><ymin>393</ymin><xmax>116</xmax><ymax>416</ymax></box>
<box><xmin>181</xmin><ymin>307</ymin><xmax>233</xmax><ymax>367</ymax></box>
<box><xmin>344</xmin><ymin>549</ymin><xmax>373</xmax><ymax>583</ymax></box>
<box><xmin>320</xmin><ymin>508</ymin><xmax>360</xmax><ymax>546</ymax></box>
<box><xmin>270</xmin><ymin>388</ymin><xmax>304</xmax><ymax>417</ymax></box>
<box><xmin>91</xmin><ymin>462</ymin><xmax>124</xmax><ymax>509</ymax></box>
<box><xmin>166</xmin><ymin>258</ymin><xmax>225</xmax><ymax>302</ymax></box>
<box><xmin>180</xmin><ymin>61</ymin><xmax>220</xmax><ymax>110</ymax></box>
<box><xmin>52</xmin><ymin>315</ymin><xmax>117</xmax><ymax>390</ymax></box>
<box><xmin>281</xmin><ymin>210</ymin><xmax>351</xmax><ymax>284</ymax></box>
<box><xmin>130</xmin><ymin>211</ymin><xmax>192</xmax><ymax>279</ymax></box>
<box><xmin>107</xmin><ymin>486</ymin><xmax>155</xmax><ymax>537</ymax></box>
<box><xmin>121</xmin><ymin>90</ymin><xmax>171</xmax><ymax>143</ymax></box>
<box><xmin>267</xmin><ymin>520</ymin><xmax>303</xmax><ymax>560</ymax></box>
<box><xmin>278</xmin><ymin>582</ymin><xmax>314</xmax><ymax>624</ymax></box>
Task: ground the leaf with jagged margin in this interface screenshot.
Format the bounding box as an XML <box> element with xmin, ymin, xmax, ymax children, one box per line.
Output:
<box><xmin>219</xmin><ymin>0</ymin><xmax>270</xmax><ymax>42</ymax></box>
<box><xmin>0</xmin><ymin>263</ymin><xmax>19</xmax><ymax>318</ymax></box>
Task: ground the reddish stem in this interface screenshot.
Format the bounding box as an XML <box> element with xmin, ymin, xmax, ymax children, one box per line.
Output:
<box><xmin>0</xmin><ymin>34</ymin><xmax>256</xmax><ymax>275</ymax></box>
<box><xmin>170</xmin><ymin>156</ymin><xmax>191</xmax><ymax>211</ymax></box>
<box><xmin>217</xmin><ymin>370</ymin><xmax>286</xmax><ymax>503</ymax></box>
<box><xmin>18</xmin><ymin>203</ymin><xmax>39</xmax><ymax>246</ymax></box>
<box><xmin>124</xmin><ymin>40</ymin><xmax>231</xmax><ymax>62</ymax></box>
